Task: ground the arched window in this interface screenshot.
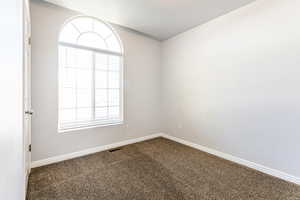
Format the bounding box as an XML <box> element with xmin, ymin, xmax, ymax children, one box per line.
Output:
<box><xmin>58</xmin><ymin>16</ymin><xmax>123</xmax><ymax>132</ymax></box>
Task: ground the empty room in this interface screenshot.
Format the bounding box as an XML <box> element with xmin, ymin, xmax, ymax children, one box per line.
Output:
<box><xmin>1</xmin><ymin>0</ymin><xmax>300</xmax><ymax>199</ymax></box>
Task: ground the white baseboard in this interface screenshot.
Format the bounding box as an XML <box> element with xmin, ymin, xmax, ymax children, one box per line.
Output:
<box><xmin>31</xmin><ymin>132</ymin><xmax>300</xmax><ymax>185</ymax></box>
<box><xmin>31</xmin><ymin>133</ymin><xmax>163</xmax><ymax>168</ymax></box>
<box><xmin>161</xmin><ymin>133</ymin><xmax>300</xmax><ymax>185</ymax></box>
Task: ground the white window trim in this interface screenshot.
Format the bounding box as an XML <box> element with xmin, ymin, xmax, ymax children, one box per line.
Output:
<box><xmin>58</xmin><ymin>120</ymin><xmax>124</xmax><ymax>133</ymax></box>
<box><xmin>58</xmin><ymin>17</ymin><xmax>124</xmax><ymax>133</ymax></box>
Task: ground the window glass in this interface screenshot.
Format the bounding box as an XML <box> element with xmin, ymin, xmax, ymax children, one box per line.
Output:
<box><xmin>58</xmin><ymin>16</ymin><xmax>123</xmax><ymax>131</ymax></box>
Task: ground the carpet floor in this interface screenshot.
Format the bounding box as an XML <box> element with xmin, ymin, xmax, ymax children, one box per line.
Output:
<box><xmin>27</xmin><ymin>137</ymin><xmax>300</xmax><ymax>200</ymax></box>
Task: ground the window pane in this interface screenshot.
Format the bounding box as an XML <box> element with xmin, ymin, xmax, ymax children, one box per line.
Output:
<box><xmin>77</xmin><ymin>89</ymin><xmax>92</xmax><ymax>108</ymax></box>
<box><xmin>71</xmin><ymin>17</ymin><xmax>93</xmax><ymax>33</ymax></box>
<box><xmin>61</xmin><ymin>68</ymin><xmax>76</xmax><ymax>88</ymax></box>
<box><xmin>95</xmin><ymin>53</ymin><xmax>108</xmax><ymax>70</ymax></box>
<box><xmin>77</xmin><ymin>108</ymin><xmax>92</xmax><ymax>121</ymax></box>
<box><xmin>77</xmin><ymin>32</ymin><xmax>106</xmax><ymax>49</ymax></box>
<box><xmin>108</xmin><ymin>72</ymin><xmax>119</xmax><ymax>88</ymax></box>
<box><xmin>108</xmin><ymin>55</ymin><xmax>120</xmax><ymax>71</ymax></box>
<box><xmin>106</xmin><ymin>35</ymin><xmax>121</xmax><ymax>53</ymax></box>
<box><xmin>95</xmin><ymin>71</ymin><xmax>107</xmax><ymax>88</ymax></box>
<box><xmin>66</xmin><ymin>47</ymin><xmax>78</xmax><ymax>67</ymax></box>
<box><xmin>108</xmin><ymin>89</ymin><xmax>119</xmax><ymax>106</ymax></box>
<box><xmin>77</xmin><ymin>69</ymin><xmax>92</xmax><ymax>89</ymax></box>
<box><xmin>60</xmin><ymin>109</ymin><xmax>76</xmax><ymax>122</ymax></box>
<box><xmin>108</xmin><ymin>106</ymin><xmax>120</xmax><ymax>119</ymax></box>
<box><xmin>95</xmin><ymin>89</ymin><xmax>107</xmax><ymax>107</ymax></box>
<box><xmin>95</xmin><ymin>107</ymin><xmax>107</xmax><ymax>120</ymax></box>
<box><xmin>61</xmin><ymin>88</ymin><xmax>76</xmax><ymax>108</ymax></box>
<box><xmin>93</xmin><ymin>20</ymin><xmax>112</xmax><ymax>39</ymax></box>
<box><xmin>77</xmin><ymin>49</ymin><xmax>92</xmax><ymax>69</ymax></box>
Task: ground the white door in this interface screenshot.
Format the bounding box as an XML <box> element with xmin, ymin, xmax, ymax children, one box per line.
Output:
<box><xmin>24</xmin><ymin>0</ymin><xmax>32</xmax><ymax>184</ymax></box>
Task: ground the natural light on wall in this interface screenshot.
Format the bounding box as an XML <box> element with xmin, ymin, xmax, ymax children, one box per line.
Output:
<box><xmin>58</xmin><ymin>16</ymin><xmax>123</xmax><ymax>132</ymax></box>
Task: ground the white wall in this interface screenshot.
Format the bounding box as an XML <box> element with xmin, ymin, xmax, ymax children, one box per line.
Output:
<box><xmin>31</xmin><ymin>1</ymin><xmax>161</xmax><ymax>161</ymax></box>
<box><xmin>31</xmin><ymin>0</ymin><xmax>300</xmax><ymax>180</ymax></box>
<box><xmin>0</xmin><ymin>0</ymin><xmax>25</xmax><ymax>199</ymax></box>
<box><xmin>162</xmin><ymin>0</ymin><xmax>300</xmax><ymax>178</ymax></box>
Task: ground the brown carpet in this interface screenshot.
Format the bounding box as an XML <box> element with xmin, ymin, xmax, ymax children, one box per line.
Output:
<box><xmin>27</xmin><ymin>137</ymin><xmax>300</xmax><ymax>200</ymax></box>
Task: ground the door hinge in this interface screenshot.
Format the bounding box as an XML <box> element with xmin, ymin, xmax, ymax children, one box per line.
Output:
<box><xmin>29</xmin><ymin>144</ymin><xmax>32</xmax><ymax>152</ymax></box>
<box><xmin>28</xmin><ymin>37</ymin><xmax>31</xmax><ymax>45</ymax></box>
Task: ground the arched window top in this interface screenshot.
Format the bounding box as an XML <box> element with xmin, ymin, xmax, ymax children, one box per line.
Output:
<box><xmin>59</xmin><ymin>16</ymin><xmax>122</xmax><ymax>54</ymax></box>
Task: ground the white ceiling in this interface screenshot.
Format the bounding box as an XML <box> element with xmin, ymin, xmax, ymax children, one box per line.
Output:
<box><xmin>45</xmin><ymin>0</ymin><xmax>256</xmax><ymax>40</ymax></box>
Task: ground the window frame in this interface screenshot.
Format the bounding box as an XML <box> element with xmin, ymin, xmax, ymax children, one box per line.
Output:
<box><xmin>58</xmin><ymin>16</ymin><xmax>124</xmax><ymax>133</ymax></box>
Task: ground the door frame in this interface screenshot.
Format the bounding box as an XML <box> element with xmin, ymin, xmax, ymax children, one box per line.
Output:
<box><xmin>23</xmin><ymin>0</ymin><xmax>31</xmax><ymax>188</ymax></box>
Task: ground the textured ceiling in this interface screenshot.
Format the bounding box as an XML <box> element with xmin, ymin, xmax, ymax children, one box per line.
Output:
<box><xmin>45</xmin><ymin>0</ymin><xmax>256</xmax><ymax>40</ymax></box>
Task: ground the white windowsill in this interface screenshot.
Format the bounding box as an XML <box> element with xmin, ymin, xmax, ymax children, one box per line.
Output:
<box><xmin>58</xmin><ymin>121</ymin><xmax>124</xmax><ymax>133</ymax></box>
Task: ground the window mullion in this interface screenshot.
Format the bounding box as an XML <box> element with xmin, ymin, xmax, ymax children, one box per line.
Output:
<box><xmin>92</xmin><ymin>52</ymin><xmax>96</xmax><ymax>121</ymax></box>
<box><xmin>106</xmin><ymin>55</ymin><xmax>109</xmax><ymax>119</ymax></box>
<box><xmin>74</xmin><ymin>49</ymin><xmax>78</xmax><ymax>122</ymax></box>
